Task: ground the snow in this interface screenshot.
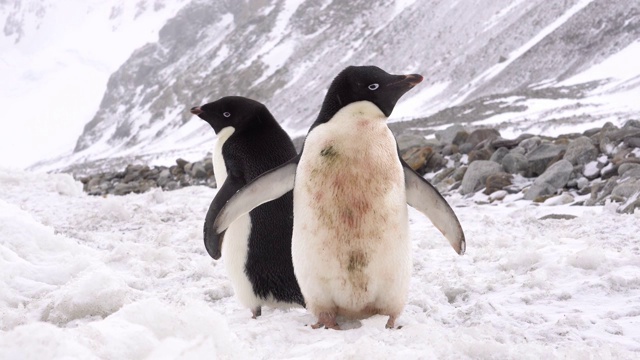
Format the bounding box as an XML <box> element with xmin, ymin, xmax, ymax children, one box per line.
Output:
<box><xmin>1</xmin><ymin>167</ymin><xmax>639</xmax><ymax>358</ymax></box>
<box><xmin>0</xmin><ymin>0</ymin><xmax>189</xmax><ymax>169</ymax></box>
<box><xmin>561</xmin><ymin>40</ymin><xmax>640</xmax><ymax>87</ymax></box>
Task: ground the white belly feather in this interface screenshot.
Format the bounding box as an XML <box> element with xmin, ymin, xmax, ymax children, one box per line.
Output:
<box><xmin>213</xmin><ymin>126</ymin><xmax>263</xmax><ymax>309</ymax></box>
<box><xmin>292</xmin><ymin>101</ymin><xmax>412</xmax><ymax>318</ymax></box>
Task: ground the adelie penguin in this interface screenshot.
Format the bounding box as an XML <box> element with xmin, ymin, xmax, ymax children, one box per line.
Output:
<box><xmin>208</xmin><ymin>66</ymin><xmax>465</xmax><ymax>329</ymax></box>
<box><xmin>190</xmin><ymin>96</ymin><xmax>304</xmax><ymax>318</ymax></box>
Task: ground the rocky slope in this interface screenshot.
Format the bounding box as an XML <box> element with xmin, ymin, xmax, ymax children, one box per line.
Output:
<box><xmin>28</xmin><ymin>0</ymin><xmax>640</xmax><ymax>173</ymax></box>
<box><xmin>79</xmin><ymin>119</ymin><xmax>640</xmax><ymax>214</ymax></box>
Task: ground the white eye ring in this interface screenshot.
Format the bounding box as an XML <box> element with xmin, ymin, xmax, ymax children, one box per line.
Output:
<box><xmin>368</xmin><ymin>83</ymin><xmax>379</xmax><ymax>90</ymax></box>
<box><xmin>223</xmin><ymin>112</ymin><xmax>231</xmax><ymax>118</ymax></box>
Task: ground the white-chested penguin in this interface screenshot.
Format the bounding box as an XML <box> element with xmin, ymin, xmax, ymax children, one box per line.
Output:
<box><xmin>206</xmin><ymin>67</ymin><xmax>465</xmax><ymax>329</ymax></box>
<box><xmin>190</xmin><ymin>96</ymin><xmax>304</xmax><ymax>318</ymax></box>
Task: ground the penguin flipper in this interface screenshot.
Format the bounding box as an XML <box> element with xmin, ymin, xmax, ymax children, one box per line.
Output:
<box><xmin>402</xmin><ymin>162</ymin><xmax>466</xmax><ymax>255</ymax></box>
<box><xmin>204</xmin><ymin>174</ymin><xmax>246</xmax><ymax>260</ymax></box>
<box><xmin>213</xmin><ymin>157</ymin><xmax>299</xmax><ymax>237</ymax></box>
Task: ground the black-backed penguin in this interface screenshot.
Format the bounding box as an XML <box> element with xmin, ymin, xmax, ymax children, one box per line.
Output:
<box><xmin>190</xmin><ymin>96</ymin><xmax>304</xmax><ymax>318</ymax></box>
<box><xmin>207</xmin><ymin>67</ymin><xmax>465</xmax><ymax>329</ymax></box>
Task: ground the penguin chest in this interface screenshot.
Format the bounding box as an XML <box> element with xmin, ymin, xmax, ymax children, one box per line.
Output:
<box><xmin>292</xmin><ymin>103</ymin><xmax>411</xmax><ymax>310</ymax></box>
<box><xmin>213</xmin><ymin>126</ymin><xmax>235</xmax><ymax>185</ymax></box>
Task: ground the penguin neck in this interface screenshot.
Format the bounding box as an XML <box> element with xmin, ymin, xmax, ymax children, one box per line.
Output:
<box><xmin>213</xmin><ymin>126</ymin><xmax>236</xmax><ymax>184</ymax></box>
<box><xmin>311</xmin><ymin>100</ymin><xmax>386</xmax><ymax>131</ymax></box>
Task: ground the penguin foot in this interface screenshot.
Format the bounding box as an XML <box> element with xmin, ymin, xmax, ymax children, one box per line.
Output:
<box><xmin>385</xmin><ymin>316</ymin><xmax>399</xmax><ymax>329</ymax></box>
<box><xmin>310</xmin><ymin>312</ymin><xmax>340</xmax><ymax>330</ymax></box>
<box><xmin>251</xmin><ymin>306</ymin><xmax>262</xmax><ymax>319</ymax></box>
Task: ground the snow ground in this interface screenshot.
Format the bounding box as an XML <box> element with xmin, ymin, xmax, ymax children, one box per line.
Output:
<box><xmin>1</xmin><ymin>168</ymin><xmax>639</xmax><ymax>359</ymax></box>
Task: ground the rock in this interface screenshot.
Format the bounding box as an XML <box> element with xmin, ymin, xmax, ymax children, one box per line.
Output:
<box><xmin>542</xmin><ymin>193</ymin><xmax>575</xmax><ymax>206</ymax></box>
<box><xmin>563</xmin><ymin>136</ymin><xmax>598</xmax><ymax>166</ymax></box>
<box><xmin>176</xmin><ymin>158</ymin><xmax>189</xmax><ymax>169</ymax></box>
<box><xmin>189</xmin><ymin>161</ymin><xmax>207</xmax><ymax>179</ymax></box>
<box><xmin>483</xmin><ymin>172</ymin><xmax>513</xmax><ymax>195</ymax></box>
<box><xmin>582</xmin><ymin>160</ymin><xmax>601</xmax><ymax>180</ymax></box>
<box><xmin>538</xmin><ymin>214</ymin><xmax>578</xmax><ymax>220</ymax></box>
<box><xmin>618</xmin><ymin>163</ymin><xmax>640</xmax><ymax>176</ymax></box>
<box><xmin>460</xmin><ymin>160</ymin><xmax>503</xmax><ymax>195</ymax></box>
<box><xmin>112</xmin><ymin>182</ymin><xmax>138</xmax><ymax>196</ymax></box>
<box><xmin>435</xmin><ymin>125</ymin><xmax>467</xmax><ymax>144</ymax></box>
<box><xmin>576</xmin><ymin>177</ymin><xmax>589</xmax><ymax>190</ymax></box>
<box><xmin>600</xmin><ymin>163</ymin><xmax>619</xmax><ymax>179</ymax></box>
<box><xmin>524</xmin><ymin>159</ymin><xmax>573</xmax><ymax>201</ymax></box>
<box><xmin>164</xmin><ymin>181</ymin><xmax>179</xmax><ymax>191</ymax></box>
<box><xmin>468</xmin><ymin>148</ymin><xmax>493</xmax><ymax>163</ymax></box>
<box><xmin>519</xmin><ymin>136</ymin><xmax>542</xmax><ymax>153</ymax></box>
<box><xmin>466</xmin><ymin>128</ymin><xmax>500</xmax><ymax>147</ymax></box>
<box><xmin>612</xmin><ymin>180</ymin><xmax>640</xmax><ymax>199</ymax></box>
<box><xmin>617</xmin><ymin>193</ymin><xmax>640</xmax><ymax>214</ymax></box>
<box><xmin>431</xmin><ymin>168</ymin><xmax>455</xmax><ymax>185</ymax></box>
<box><xmin>402</xmin><ymin>146</ymin><xmax>434</xmax><ymax>173</ymax></box>
<box><xmin>396</xmin><ymin>134</ymin><xmax>430</xmax><ymax>152</ymax></box>
<box><xmin>451</xmin><ymin>166</ymin><xmax>467</xmax><ymax>182</ymax></box>
<box><xmin>157</xmin><ymin>169</ymin><xmax>172</xmax><ymax>187</ymax></box>
<box><xmin>451</xmin><ymin>131</ymin><xmax>470</xmax><ymax>146</ymax></box>
<box><xmin>489</xmin><ymin>190</ymin><xmax>508</xmax><ymax>202</ymax></box>
<box><xmin>594</xmin><ymin>176</ymin><xmax>619</xmax><ymax>204</ymax></box>
<box><xmin>441</xmin><ymin>144</ymin><xmax>458</xmax><ymax>156</ymax></box>
<box><xmin>525</xmin><ymin>143</ymin><xmax>566</xmax><ymax>177</ymax></box>
<box><xmin>501</xmin><ymin>152</ymin><xmax>528</xmax><ymax>175</ymax></box>
<box><xmin>458</xmin><ymin>143</ymin><xmax>474</xmax><ymax>154</ymax></box>
<box><xmin>625</xmin><ymin>137</ymin><xmax>640</xmax><ymax>148</ymax></box>
<box><xmin>490</xmin><ymin>147</ymin><xmax>509</xmax><ymax>164</ymax></box>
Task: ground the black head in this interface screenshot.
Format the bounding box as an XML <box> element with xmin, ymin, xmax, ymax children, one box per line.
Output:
<box><xmin>190</xmin><ymin>96</ymin><xmax>271</xmax><ymax>134</ymax></box>
<box><xmin>313</xmin><ymin>65</ymin><xmax>423</xmax><ymax>127</ymax></box>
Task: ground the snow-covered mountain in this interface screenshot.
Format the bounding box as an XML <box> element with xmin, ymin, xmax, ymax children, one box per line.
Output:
<box><xmin>19</xmin><ymin>0</ymin><xmax>640</xmax><ymax>172</ymax></box>
<box><xmin>0</xmin><ymin>0</ymin><xmax>189</xmax><ymax>169</ymax></box>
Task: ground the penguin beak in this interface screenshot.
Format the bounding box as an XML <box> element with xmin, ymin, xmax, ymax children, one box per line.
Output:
<box><xmin>403</xmin><ymin>74</ymin><xmax>424</xmax><ymax>86</ymax></box>
<box><xmin>391</xmin><ymin>74</ymin><xmax>424</xmax><ymax>89</ymax></box>
<box><xmin>190</xmin><ymin>106</ymin><xmax>203</xmax><ymax>115</ymax></box>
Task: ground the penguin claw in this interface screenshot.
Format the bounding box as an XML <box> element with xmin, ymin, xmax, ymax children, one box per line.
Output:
<box><xmin>251</xmin><ymin>307</ymin><xmax>261</xmax><ymax>319</ymax></box>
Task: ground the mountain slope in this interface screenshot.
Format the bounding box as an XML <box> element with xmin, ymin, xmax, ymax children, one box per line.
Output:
<box><xmin>31</xmin><ymin>0</ymin><xmax>640</xmax><ymax>172</ymax></box>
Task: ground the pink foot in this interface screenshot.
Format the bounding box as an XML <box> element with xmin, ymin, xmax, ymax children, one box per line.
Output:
<box><xmin>251</xmin><ymin>307</ymin><xmax>261</xmax><ymax>319</ymax></box>
<box><xmin>310</xmin><ymin>311</ymin><xmax>340</xmax><ymax>330</ymax></box>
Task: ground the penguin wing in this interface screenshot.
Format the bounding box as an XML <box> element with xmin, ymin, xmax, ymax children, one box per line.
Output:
<box><xmin>203</xmin><ymin>174</ymin><xmax>247</xmax><ymax>259</ymax></box>
<box><xmin>213</xmin><ymin>156</ymin><xmax>299</xmax><ymax>238</ymax></box>
<box><xmin>402</xmin><ymin>161</ymin><xmax>466</xmax><ymax>255</ymax></box>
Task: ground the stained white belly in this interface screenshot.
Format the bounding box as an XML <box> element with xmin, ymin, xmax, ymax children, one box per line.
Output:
<box><xmin>291</xmin><ymin>101</ymin><xmax>412</xmax><ymax>317</ymax></box>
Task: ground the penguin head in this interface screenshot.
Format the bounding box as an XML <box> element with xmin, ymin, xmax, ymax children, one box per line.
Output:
<box><xmin>190</xmin><ymin>96</ymin><xmax>270</xmax><ymax>134</ymax></box>
<box><xmin>318</xmin><ymin>65</ymin><xmax>423</xmax><ymax>121</ymax></box>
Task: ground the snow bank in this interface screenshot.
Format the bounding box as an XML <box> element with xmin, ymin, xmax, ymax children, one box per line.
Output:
<box><xmin>1</xmin><ymin>168</ymin><xmax>639</xmax><ymax>358</ymax></box>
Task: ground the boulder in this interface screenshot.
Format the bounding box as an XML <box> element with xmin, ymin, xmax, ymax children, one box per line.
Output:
<box><xmin>501</xmin><ymin>152</ymin><xmax>528</xmax><ymax>175</ymax></box>
<box><xmin>468</xmin><ymin>148</ymin><xmax>493</xmax><ymax>163</ymax></box>
<box><xmin>489</xmin><ymin>147</ymin><xmax>509</xmax><ymax>164</ymax></box>
<box><xmin>396</xmin><ymin>134</ymin><xmax>430</xmax><ymax>152</ymax></box>
<box><xmin>563</xmin><ymin>136</ymin><xmax>598</xmax><ymax>166</ymax></box>
<box><xmin>483</xmin><ymin>172</ymin><xmax>513</xmax><ymax>195</ymax></box>
<box><xmin>466</xmin><ymin>128</ymin><xmax>500</xmax><ymax>147</ymax></box>
<box><xmin>525</xmin><ymin>143</ymin><xmax>566</xmax><ymax>177</ymax></box>
<box><xmin>460</xmin><ymin>160</ymin><xmax>503</xmax><ymax>195</ymax></box>
<box><xmin>435</xmin><ymin>124</ymin><xmax>467</xmax><ymax>144</ymax></box>
<box><xmin>524</xmin><ymin>159</ymin><xmax>573</xmax><ymax>201</ymax></box>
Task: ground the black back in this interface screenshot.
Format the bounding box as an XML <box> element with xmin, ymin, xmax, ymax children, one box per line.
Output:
<box><xmin>192</xmin><ymin>96</ymin><xmax>304</xmax><ymax>306</ymax></box>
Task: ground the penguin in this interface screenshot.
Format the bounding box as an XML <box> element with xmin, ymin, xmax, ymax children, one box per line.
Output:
<box><xmin>190</xmin><ymin>96</ymin><xmax>304</xmax><ymax>318</ymax></box>
<box><xmin>206</xmin><ymin>66</ymin><xmax>465</xmax><ymax>329</ymax></box>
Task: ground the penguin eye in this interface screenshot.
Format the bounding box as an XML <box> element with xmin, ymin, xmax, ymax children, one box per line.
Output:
<box><xmin>223</xmin><ymin>112</ymin><xmax>231</xmax><ymax>118</ymax></box>
<box><xmin>368</xmin><ymin>83</ymin><xmax>379</xmax><ymax>90</ymax></box>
